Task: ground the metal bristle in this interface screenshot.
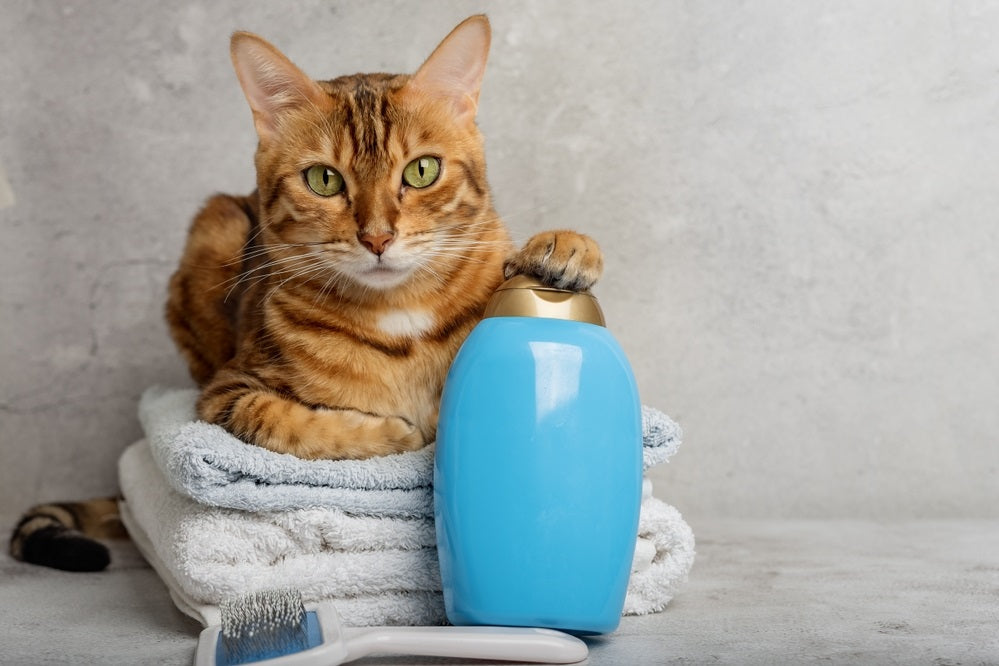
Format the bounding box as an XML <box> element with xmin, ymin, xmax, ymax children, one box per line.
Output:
<box><xmin>219</xmin><ymin>589</ymin><xmax>309</xmax><ymax>664</ymax></box>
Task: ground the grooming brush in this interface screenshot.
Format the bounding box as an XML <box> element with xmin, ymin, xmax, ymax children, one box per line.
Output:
<box><xmin>194</xmin><ymin>589</ymin><xmax>589</xmax><ymax>665</ymax></box>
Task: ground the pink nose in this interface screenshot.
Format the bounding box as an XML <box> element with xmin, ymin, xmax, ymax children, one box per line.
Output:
<box><xmin>358</xmin><ymin>232</ymin><xmax>394</xmax><ymax>256</ymax></box>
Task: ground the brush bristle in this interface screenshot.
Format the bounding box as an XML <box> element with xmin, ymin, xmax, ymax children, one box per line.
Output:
<box><xmin>219</xmin><ymin>589</ymin><xmax>309</xmax><ymax>665</ymax></box>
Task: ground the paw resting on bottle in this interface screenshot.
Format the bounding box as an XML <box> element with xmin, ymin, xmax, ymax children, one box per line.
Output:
<box><xmin>504</xmin><ymin>230</ymin><xmax>604</xmax><ymax>292</ymax></box>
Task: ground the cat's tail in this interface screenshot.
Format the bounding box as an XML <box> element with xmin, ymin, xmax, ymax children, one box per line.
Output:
<box><xmin>8</xmin><ymin>497</ymin><xmax>127</xmax><ymax>572</ymax></box>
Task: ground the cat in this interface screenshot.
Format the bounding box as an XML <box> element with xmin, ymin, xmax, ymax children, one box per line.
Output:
<box><xmin>10</xmin><ymin>15</ymin><xmax>602</xmax><ymax>570</ymax></box>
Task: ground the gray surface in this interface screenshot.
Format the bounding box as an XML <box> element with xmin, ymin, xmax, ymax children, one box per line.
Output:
<box><xmin>1</xmin><ymin>1</ymin><xmax>998</xmax><ymax>523</ymax></box>
<box><xmin>3</xmin><ymin>519</ymin><xmax>997</xmax><ymax>665</ymax></box>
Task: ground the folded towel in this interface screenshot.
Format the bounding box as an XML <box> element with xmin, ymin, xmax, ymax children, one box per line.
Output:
<box><xmin>139</xmin><ymin>387</ymin><xmax>683</xmax><ymax>517</ymax></box>
<box><xmin>120</xmin><ymin>499</ymin><xmax>447</xmax><ymax>628</ymax></box>
<box><xmin>624</xmin><ymin>477</ymin><xmax>696</xmax><ymax>615</ymax></box>
<box><xmin>119</xmin><ymin>439</ymin><xmax>695</xmax><ymax>627</ymax></box>
<box><xmin>139</xmin><ymin>387</ymin><xmax>433</xmax><ymax>518</ymax></box>
<box><xmin>641</xmin><ymin>404</ymin><xmax>683</xmax><ymax>469</ymax></box>
<box><xmin>120</xmin><ymin>440</ymin><xmax>444</xmax><ymax>626</ymax></box>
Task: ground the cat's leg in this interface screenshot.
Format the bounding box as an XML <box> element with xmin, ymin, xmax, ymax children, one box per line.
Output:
<box><xmin>504</xmin><ymin>230</ymin><xmax>604</xmax><ymax>291</ymax></box>
<box><xmin>166</xmin><ymin>194</ymin><xmax>254</xmax><ymax>386</ymax></box>
<box><xmin>197</xmin><ymin>366</ymin><xmax>425</xmax><ymax>459</ymax></box>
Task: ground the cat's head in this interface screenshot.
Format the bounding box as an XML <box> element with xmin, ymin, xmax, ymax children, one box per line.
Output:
<box><xmin>230</xmin><ymin>16</ymin><xmax>500</xmax><ymax>293</ymax></box>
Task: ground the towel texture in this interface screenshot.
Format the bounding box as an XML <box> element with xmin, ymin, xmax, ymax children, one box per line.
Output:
<box><xmin>119</xmin><ymin>439</ymin><xmax>694</xmax><ymax>627</ymax></box>
<box><xmin>123</xmin><ymin>386</ymin><xmax>694</xmax><ymax>628</ymax></box>
<box><xmin>642</xmin><ymin>404</ymin><xmax>683</xmax><ymax>469</ymax></box>
<box><xmin>623</xmin><ymin>477</ymin><xmax>696</xmax><ymax>615</ymax></box>
<box><xmin>139</xmin><ymin>387</ymin><xmax>684</xmax><ymax>517</ymax></box>
<box><xmin>139</xmin><ymin>387</ymin><xmax>433</xmax><ymax>518</ymax></box>
<box><xmin>120</xmin><ymin>498</ymin><xmax>445</xmax><ymax>628</ymax></box>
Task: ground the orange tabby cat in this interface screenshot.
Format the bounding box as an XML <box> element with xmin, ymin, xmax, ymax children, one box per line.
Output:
<box><xmin>167</xmin><ymin>15</ymin><xmax>602</xmax><ymax>459</ymax></box>
<box><xmin>10</xmin><ymin>15</ymin><xmax>602</xmax><ymax>569</ymax></box>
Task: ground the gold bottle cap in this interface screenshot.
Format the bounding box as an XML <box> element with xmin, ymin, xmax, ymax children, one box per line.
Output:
<box><xmin>482</xmin><ymin>275</ymin><xmax>606</xmax><ymax>326</ymax></box>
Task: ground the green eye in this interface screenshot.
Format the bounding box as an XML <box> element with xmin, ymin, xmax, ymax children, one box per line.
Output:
<box><xmin>402</xmin><ymin>156</ymin><xmax>441</xmax><ymax>188</ymax></box>
<box><xmin>304</xmin><ymin>165</ymin><xmax>344</xmax><ymax>196</ymax></box>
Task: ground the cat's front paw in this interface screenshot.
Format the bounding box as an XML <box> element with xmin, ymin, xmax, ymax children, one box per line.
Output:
<box><xmin>504</xmin><ymin>230</ymin><xmax>604</xmax><ymax>292</ymax></box>
<box><xmin>382</xmin><ymin>415</ymin><xmax>426</xmax><ymax>453</ymax></box>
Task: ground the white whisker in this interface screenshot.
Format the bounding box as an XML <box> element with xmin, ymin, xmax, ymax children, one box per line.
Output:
<box><xmin>263</xmin><ymin>262</ymin><xmax>331</xmax><ymax>304</ymax></box>
<box><xmin>219</xmin><ymin>254</ymin><xmax>323</xmax><ymax>301</ymax></box>
<box><xmin>216</xmin><ymin>253</ymin><xmax>316</xmax><ymax>291</ymax></box>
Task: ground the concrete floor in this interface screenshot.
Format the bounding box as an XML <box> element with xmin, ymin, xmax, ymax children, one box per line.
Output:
<box><xmin>2</xmin><ymin>519</ymin><xmax>998</xmax><ymax>665</ymax></box>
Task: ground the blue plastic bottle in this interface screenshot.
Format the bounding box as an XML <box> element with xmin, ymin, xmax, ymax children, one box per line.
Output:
<box><xmin>434</xmin><ymin>276</ymin><xmax>643</xmax><ymax>634</ymax></box>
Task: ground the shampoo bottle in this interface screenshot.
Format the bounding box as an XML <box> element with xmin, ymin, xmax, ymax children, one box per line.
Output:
<box><xmin>434</xmin><ymin>275</ymin><xmax>642</xmax><ymax>634</ymax></box>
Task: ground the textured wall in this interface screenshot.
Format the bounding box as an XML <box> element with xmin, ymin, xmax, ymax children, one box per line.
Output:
<box><xmin>1</xmin><ymin>1</ymin><xmax>997</xmax><ymax>519</ymax></box>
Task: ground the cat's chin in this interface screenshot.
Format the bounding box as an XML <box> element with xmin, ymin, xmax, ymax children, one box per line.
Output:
<box><xmin>350</xmin><ymin>265</ymin><xmax>415</xmax><ymax>290</ymax></box>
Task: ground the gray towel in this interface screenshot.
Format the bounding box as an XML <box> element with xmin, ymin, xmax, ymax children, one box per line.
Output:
<box><xmin>139</xmin><ymin>386</ymin><xmax>682</xmax><ymax>517</ymax></box>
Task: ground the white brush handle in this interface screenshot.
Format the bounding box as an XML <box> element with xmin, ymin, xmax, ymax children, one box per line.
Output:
<box><xmin>341</xmin><ymin>625</ymin><xmax>589</xmax><ymax>664</ymax></box>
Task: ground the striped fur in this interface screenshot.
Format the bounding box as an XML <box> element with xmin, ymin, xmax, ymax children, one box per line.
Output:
<box><xmin>10</xmin><ymin>15</ymin><xmax>605</xmax><ymax>570</ymax></box>
<box><xmin>164</xmin><ymin>16</ymin><xmax>603</xmax><ymax>460</ymax></box>
<box><xmin>9</xmin><ymin>498</ymin><xmax>125</xmax><ymax>571</ymax></box>
<box><xmin>166</xmin><ymin>20</ymin><xmax>507</xmax><ymax>459</ymax></box>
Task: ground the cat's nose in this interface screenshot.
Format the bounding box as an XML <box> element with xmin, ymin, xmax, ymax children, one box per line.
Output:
<box><xmin>358</xmin><ymin>231</ymin><xmax>395</xmax><ymax>256</ymax></box>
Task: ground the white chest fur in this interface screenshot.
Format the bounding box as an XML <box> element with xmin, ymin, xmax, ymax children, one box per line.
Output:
<box><xmin>376</xmin><ymin>309</ymin><xmax>435</xmax><ymax>338</ymax></box>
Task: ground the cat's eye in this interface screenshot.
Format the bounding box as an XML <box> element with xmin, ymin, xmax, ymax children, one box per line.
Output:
<box><xmin>402</xmin><ymin>156</ymin><xmax>441</xmax><ymax>189</ymax></box>
<box><xmin>304</xmin><ymin>165</ymin><xmax>345</xmax><ymax>197</ymax></box>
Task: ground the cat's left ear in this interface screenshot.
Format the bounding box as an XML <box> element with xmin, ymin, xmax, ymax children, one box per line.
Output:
<box><xmin>408</xmin><ymin>15</ymin><xmax>491</xmax><ymax>123</ymax></box>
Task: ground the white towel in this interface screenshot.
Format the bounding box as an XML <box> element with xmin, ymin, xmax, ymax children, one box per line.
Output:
<box><xmin>138</xmin><ymin>387</ymin><xmax>683</xmax><ymax>517</ymax></box>
<box><xmin>119</xmin><ymin>499</ymin><xmax>447</xmax><ymax>627</ymax></box>
<box><xmin>118</xmin><ymin>439</ymin><xmax>695</xmax><ymax>627</ymax></box>
<box><xmin>624</xmin><ymin>477</ymin><xmax>696</xmax><ymax>615</ymax></box>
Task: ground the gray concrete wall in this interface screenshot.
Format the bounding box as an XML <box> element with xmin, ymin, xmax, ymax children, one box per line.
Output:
<box><xmin>2</xmin><ymin>1</ymin><xmax>997</xmax><ymax>519</ymax></box>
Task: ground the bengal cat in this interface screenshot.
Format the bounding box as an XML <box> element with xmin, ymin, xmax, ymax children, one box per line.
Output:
<box><xmin>11</xmin><ymin>15</ymin><xmax>602</xmax><ymax>570</ymax></box>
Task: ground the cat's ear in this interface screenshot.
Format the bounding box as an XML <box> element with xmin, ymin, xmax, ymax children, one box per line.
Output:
<box><xmin>230</xmin><ymin>32</ymin><xmax>325</xmax><ymax>141</ymax></box>
<box><xmin>408</xmin><ymin>15</ymin><xmax>491</xmax><ymax>122</ymax></box>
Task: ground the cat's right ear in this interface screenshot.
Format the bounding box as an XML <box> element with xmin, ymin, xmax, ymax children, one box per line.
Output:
<box><xmin>230</xmin><ymin>32</ymin><xmax>325</xmax><ymax>142</ymax></box>
<box><xmin>408</xmin><ymin>15</ymin><xmax>491</xmax><ymax>123</ymax></box>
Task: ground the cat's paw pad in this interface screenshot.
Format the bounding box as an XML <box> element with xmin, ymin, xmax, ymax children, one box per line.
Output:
<box><xmin>504</xmin><ymin>230</ymin><xmax>603</xmax><ymax>292</ymax></box>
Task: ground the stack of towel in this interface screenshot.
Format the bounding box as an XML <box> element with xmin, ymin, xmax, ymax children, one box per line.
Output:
<box><xmin>118</xmin><ymin>386</ymin><xmax>695</xmax><ymax>627</ymax></box>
